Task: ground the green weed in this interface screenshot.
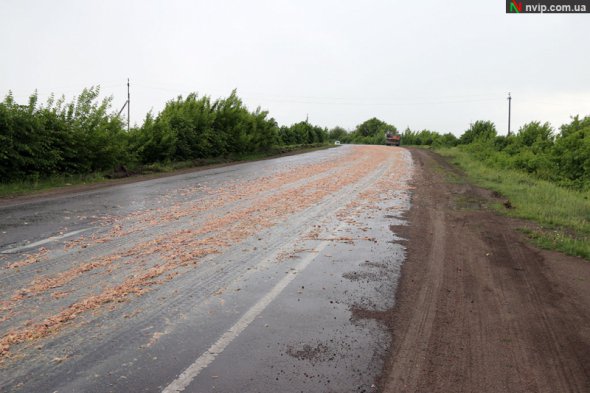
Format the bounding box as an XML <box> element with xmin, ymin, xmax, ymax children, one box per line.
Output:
<box><xmin>0</xmin><ymin>173</ymin><xmax>107</xmax><ymax>198</ymax></box>
<box><xmin>438</xmin><ymin>147</ymin><xmax>590</xmax><ymax>260</ymax></box>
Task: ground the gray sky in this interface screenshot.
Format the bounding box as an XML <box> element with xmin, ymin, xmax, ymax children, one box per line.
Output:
<box><xmin>1</xmin><ymin>0</ymin><xmax>589</xmax><ymax>136</ymax></box>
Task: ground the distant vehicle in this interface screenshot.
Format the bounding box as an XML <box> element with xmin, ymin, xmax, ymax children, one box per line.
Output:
<box><xmin>334</xmin><ymin>140</ymin><xmax>341</xmax><ymax>145</ymax></box>
<box><xmin>385</xmin><ymin>132</ymin><xmax>401</xmax><ymax>146</ymax></box>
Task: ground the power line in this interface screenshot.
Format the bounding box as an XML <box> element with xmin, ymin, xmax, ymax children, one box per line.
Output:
<box><xmin>131</xmin><ymin>81</ymin><xmax>503</xmax><ymax>106</ymax></box>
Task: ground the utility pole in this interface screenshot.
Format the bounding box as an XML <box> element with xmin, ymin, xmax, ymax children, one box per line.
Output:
<box><xmin>117</xmin><ymin>78</ymin><xmax>131</xmax><ymax>131</ymax></box>
<box><xmin>507</xmin><ymin>92</ymin><xmax>512</xmax><ymax>136</ymax></box>
<box><xmin>127</xmin><ymin>78</ymin><xmax>130</xmax><ymax>132</ymax></box>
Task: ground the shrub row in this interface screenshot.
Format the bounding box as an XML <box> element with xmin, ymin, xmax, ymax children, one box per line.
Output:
<box><xmin>454</xmin><ymin>118</ymin><xmax>590</xmax><ymax>190</ymax></box>
<box><xmin>0</xmin><ymin>88</ymin><xmax>329</xmax><ymax>181</ymax></box>
<box><xmin>328</xmin><ymin>115</ymin><xmax>590</xmax><ymax>190</ymax></box>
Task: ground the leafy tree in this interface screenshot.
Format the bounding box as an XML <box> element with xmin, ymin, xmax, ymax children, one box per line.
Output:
<box><xmin>515</xmin><ymin>121</ymin><xmax>554</xmax><ymax>150</ymax></box>
<box><xmin>433</xmin><ymin>132</ymin><xmax>459</xmax><ymax>147</ymax></box>
<box><xmin>552</xmin><ymin>116</ymin><xmax>590</xmax><ymax>188</ymax></box>
<box><xmin>399</xmin><ymin>127</ymin><xmax>457</xmax><ymax>147</ymax></box>
<box><xmin>355</xmin><ymin>117</ymin><xmax>395</xmax><ymax>138</ymax></box>
<box><xmin>0</xmin><ymin>87</ymin><xmax>127</xmax><ymax>180</ymax></box>
<box><xmin>328</xmin><ymin>126</ymin><xmax>348</xmax><ymax>142</ymax></box>
<box><xmin>346</xmin><ymin>118</ymin><xmax>397</xmax><ymax>145</ymax></box>
<box><xmin>459</xmin><ymin>120</ymin><xmax>497</xmax><ymax>144</ymax></box>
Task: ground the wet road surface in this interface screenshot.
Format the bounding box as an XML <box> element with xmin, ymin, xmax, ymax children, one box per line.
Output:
<box><xmin>0</xmin><ymin>145</ymin><xmax>413</xmax><ymax>392</ymax></box>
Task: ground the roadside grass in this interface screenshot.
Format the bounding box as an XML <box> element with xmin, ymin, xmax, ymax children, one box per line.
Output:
<box><xmin>0</xmin><ymin>173</ymin><xmax>108</xmax><ymax>198</ymax></box>
<box><xmin>437</xmin><ymin>147</ymin><xmax>590</xmax><ymax>260</ymax></box>
<box><xmin>0</xmin><ymin>143</ymin><xmax>335</xmax><ymax>198</ymax></box>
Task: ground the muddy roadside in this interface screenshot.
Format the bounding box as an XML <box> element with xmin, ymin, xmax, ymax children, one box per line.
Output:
<box><xmin>379</xmin><ymin>148</ymin><xmax>590</xmax><ymax>393</ymax></box>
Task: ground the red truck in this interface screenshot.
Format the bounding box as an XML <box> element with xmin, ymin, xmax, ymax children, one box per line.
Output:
<box><xmin>385</xmin><ymin>132</ymin><xmax>401</xmax><ymax>146</ymax></box>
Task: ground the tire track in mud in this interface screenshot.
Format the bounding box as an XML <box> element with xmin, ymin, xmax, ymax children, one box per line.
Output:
<box><xmin>380</xmin><ymin>148</ymin><xmax>590</xmax><ymax>393</ymax></box>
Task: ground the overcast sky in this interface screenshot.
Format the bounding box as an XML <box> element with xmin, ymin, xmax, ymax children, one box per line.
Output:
<box><xmin>1</xmin><ymin>0</ymin><xmax>589</xmax><ymax>135</ymax></box>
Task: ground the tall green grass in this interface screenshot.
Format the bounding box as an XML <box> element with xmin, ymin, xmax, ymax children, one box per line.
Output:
<box><xmin>437</xmin><ymin>147</ymin><xmax>590</xmax><ymax>260</ymax></box>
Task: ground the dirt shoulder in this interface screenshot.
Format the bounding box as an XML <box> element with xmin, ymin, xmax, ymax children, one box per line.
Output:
<box><xmin>380</xmin><ymin>148</ymin><xmax>590</xmax><ymax>393</ymax></box>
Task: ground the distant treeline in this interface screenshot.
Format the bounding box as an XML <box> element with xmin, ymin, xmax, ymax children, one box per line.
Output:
<box><xmin>330</xmin><ymin>115</ymin><xmax>590</xmax><ymax>191</ymax></box>
<box><xmin>449</xmin><ymin>118</ymin><xmax>590</xmax><ymax>190</ymax></box>
<box><xmin>327</xmin><ymin>117</ymin><xmax>459</xmax><ymax>147</ymax></box>
<box><xmin>2</xmin><ymin>87</ymin><xmax>589</xmax><ymax>191</ymax></box>
<box><xmin>0</xmin><ymin>87</ymin><xmax>329</xmax><ymax>181</ymax></box>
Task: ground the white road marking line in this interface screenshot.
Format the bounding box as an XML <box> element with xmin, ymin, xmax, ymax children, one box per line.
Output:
<box><xmin>161</xmin><ymin>239</ymin><xmax>332</xmax><ymax>393</ymax></box>
<box><xmin>0</xmin><ymin>228</ymin><xmax>95</xmax><ymax>254</ymax></box>
<box><xmin>163</xmin><ymin>153</ymin><xmax>398</xmax><ymax>392</ymax></box>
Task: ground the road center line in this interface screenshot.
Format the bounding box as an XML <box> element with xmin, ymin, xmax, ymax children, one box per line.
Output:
<box><xmin>0</xmin><ymin>228</ymin><xmax>95</xmax><ymax>254</ymax></box>
<box><xmin>161</xmin><ymin>239</ymin><xmax>332</xmax><ymax>393</ymax></box>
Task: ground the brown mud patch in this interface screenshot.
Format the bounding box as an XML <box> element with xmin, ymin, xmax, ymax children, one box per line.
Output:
<box><xmin>379</xmin><ymin>148</ymin><xmax>590</xmax><ymax>393</ymax></box>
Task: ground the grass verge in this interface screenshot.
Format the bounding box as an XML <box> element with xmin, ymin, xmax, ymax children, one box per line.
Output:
<box><xmin>0</xmin><ymin>173</ymin><xmax>108</xmax><ymax>198</ymax></box>
<box><xmin>0</xmin><ymin>143</ymin><xmax>335</xmax><ymax>199</ymax></box>
<box><xmin>436</xmin><ymin>147</ymin><xmax>590</xmax><ymax>260</ymax></box>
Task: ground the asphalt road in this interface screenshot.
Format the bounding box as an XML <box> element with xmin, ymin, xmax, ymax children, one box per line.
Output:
<box><xmin>0</xmin><ymin>145</ymin><xmax>413</xmax><ymax>393</ymax></box>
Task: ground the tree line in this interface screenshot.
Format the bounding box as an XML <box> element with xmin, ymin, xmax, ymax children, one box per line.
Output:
<box><xmin>450</xmin><ymin>117</ymin><xmax>590</xmax><ymax>190</ymax></box>
<box><xmin>326</xmin><ymin>117</ymin><xmax>459</xmax><ymax>147</ymax></box>
<box><xmin>328</xmin><ymin>115</ymin><xmax>590</xmax><ymax>191</ymax></box>
<box><xmin>0</xmin><ymin>87</ymin><xmax>329</xmax><ymax>181</ymax></box>
<box><xmin>2</xmin><ymin>86</ymin><xmax>588</xmax><ymax>191</ymax></box>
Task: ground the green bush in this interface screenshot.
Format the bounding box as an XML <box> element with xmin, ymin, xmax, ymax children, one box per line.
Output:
<box><xmin>278</xmin><ymin>121</ymin><xmax>328</xmax><ymax>146</ymax></box>
<box><xmin>328</xmin><ymin>126</ymin><xmax>348</xmax><ymax>142</ymax></box>
<box><xmin>0</xmin><ymin>87</ymin><xmax>332</xmax><ymax>182</ymax></box>
<box><xmin>0</xmin><ymin>87</ymin><xmax>128</xmax><ymax>181</ymax></box>
<box><xmin>551</xmin><ymin>116</ymin><xmax>590</xmax><ymax>189</ymax></box>
<box><xmin>401</xmin><ymin>128</ymin><xmax>457</xmax><ymax>147</ymax></box>
<box><xmin>3</xmin><ymin>84</ymin><xmax>589</xmax><ymax>195</ymax></box>
<box><xmin>342</xmin><ymin>118</ymin><xmax>397</xmax><ymax>145</ymax></box>
<box><xmin>453</xmin><ymin>117</ymin><xmax>590</xmax><ymax>190</ymax></box>
<box><xmin>459</xmin><ymin>120</ymin><xmax>497</xmax><ymax>145</ymax></box>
